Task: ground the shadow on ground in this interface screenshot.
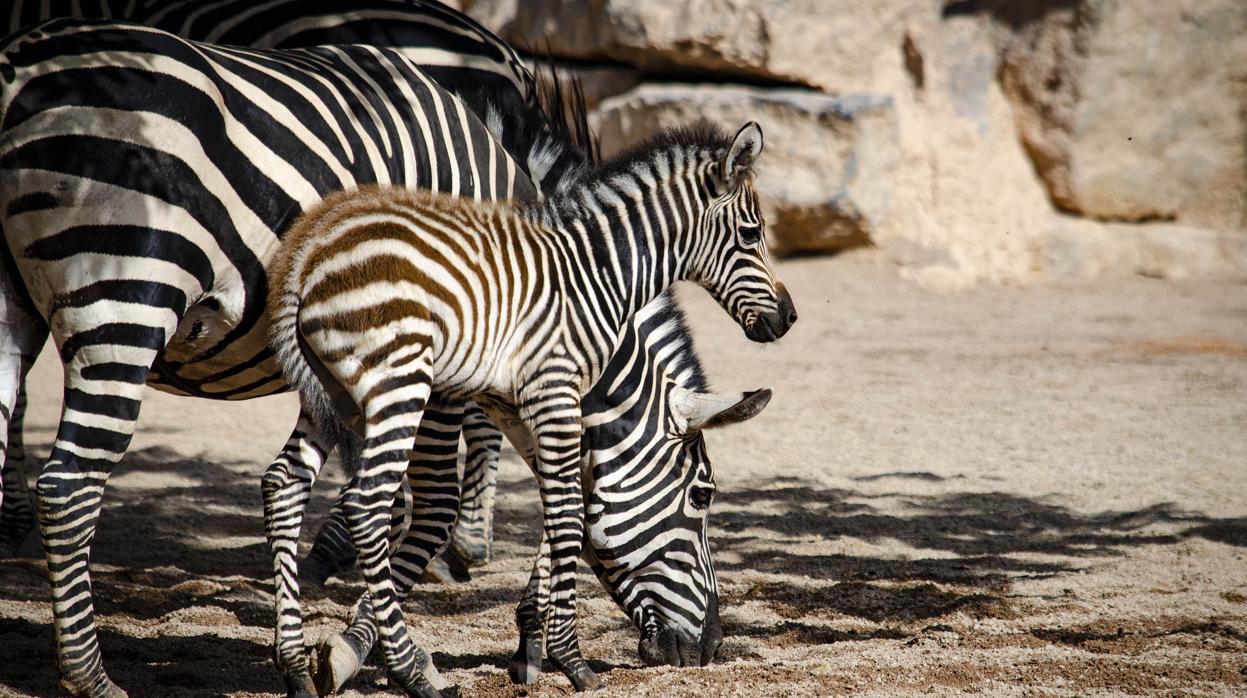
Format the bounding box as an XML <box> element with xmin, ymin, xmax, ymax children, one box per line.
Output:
<box><xmin>2</xmin><ymin>451</ymin><xmax>1243</xmax><ymax>695</ymax></box>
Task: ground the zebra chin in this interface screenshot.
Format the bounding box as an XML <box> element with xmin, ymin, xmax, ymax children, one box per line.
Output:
<box><xmin>742</xmin><ymin>285</ymin><xmax>798</xmax><ymax>343</ymax></box>
<box><xmin>637</xmin><ymin>595</ymin><xmax>723</xmax><ymax>668</ymax></box>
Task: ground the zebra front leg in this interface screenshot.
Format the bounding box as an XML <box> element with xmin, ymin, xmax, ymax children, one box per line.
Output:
<box><xmin>313</xmin><ymin>399</ymin><xmax>464</xmax><ymax>695</ymax></box>
<box><xmin>261</xmin><ymin>411</ymin><xmax>331</xmax><ymax>698</ymax></box>
<box><xmin>509</xmin><ymin>534</ymin><xmax>552</xmax><ymax>684</ymax></box>
<box><xmin>0</xmin><ymin>273</ymin><xmax>48</xmax><ymax>558</ymax></box>
<box><xmin>522</xmin><ymin>386</ymin><xmax>603</xmax><ymax>692</ymax></box>
<box><xmin>445</xmin><ymin>401</ymin><xmax>502</xmax><ymax>570</ymax></box>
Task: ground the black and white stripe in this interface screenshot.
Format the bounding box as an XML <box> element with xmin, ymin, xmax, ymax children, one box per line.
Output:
<box><xmin>0</xmin><ymin>5</ymin><xmax>786</xmax><ymax>696</ymax></box>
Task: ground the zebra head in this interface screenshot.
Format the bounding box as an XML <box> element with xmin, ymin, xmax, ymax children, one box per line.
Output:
<box><xmin>579</xmin><ymin>297</ymin><xmax>771</xmax><ymax>668</ymax></box>
<box><xmin>693</xmin><ymin>122</ymin><xmax>797</xmax><ymax>343</ymax></box>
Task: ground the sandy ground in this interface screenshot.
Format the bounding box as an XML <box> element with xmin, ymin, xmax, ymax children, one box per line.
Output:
<box><xmin>1</xmin><ymin>253</ymin><xmax>1245</xmax><ymax>697</ymax></box>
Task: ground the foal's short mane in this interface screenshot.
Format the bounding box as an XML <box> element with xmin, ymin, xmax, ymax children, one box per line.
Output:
<box><xmin>538</xmin><ymin>120</ymin><xmax>736</xmax><ymax>218</ymax></box>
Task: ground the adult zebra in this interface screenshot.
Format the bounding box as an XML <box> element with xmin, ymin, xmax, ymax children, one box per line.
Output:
<box><xmin>0</xmin><ymin>17</ymin><xmax>778</xmax><ymax>697</ymax></box>
<box><xmin>0</xmin><ymin>0</ymin><xmax>580</xmax><ymax>587</ymax></box>
<box><xmin>267</xmin><ymin>123</ymin><xmax>794</xmax><ymax>693</ymax></box>
<box><xmin>5</xmin><ymin>0</ymin><xmax>532</xmax><ymax>105</ymax></box>
<box><xmin>0</xmin><ymin>0</ymin><xmax>546</xmax><ymax>569</ymax></box>
<box><xmin>0</xmin><ymin>18</ymin><xmax>540</xmax><ymax>697</ymax></box>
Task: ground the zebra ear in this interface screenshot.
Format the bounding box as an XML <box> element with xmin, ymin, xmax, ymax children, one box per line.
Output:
<box><xmin>671</xmin><ymin>386</ymin><xmax>772</xmax><ymax>433</ymax></box>
<box><xmin>723</xmin><ymin>121</ymin><xmax>764</xmax><ymax>181</ymax></box>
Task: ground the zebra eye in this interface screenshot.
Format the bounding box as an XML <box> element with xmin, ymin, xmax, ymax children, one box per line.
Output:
<box><xmin>689</xmin><ymin>485</ymin><xmax>715</xmax><ymax>510</ymax></box>
<box><xmin>739</xmin><ymin>224</ymin><xmax>762</xmax><ymax>245</ymax></box>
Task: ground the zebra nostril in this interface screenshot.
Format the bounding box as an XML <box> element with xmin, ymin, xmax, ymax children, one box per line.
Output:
<box><xmin>786</xmin><ymin>309</ymin><xmax>798</xmax><ymax>325</ymax></box>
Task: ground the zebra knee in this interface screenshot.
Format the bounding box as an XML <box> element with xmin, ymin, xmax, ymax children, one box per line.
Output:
<box><xmin>33</xmin><ymin>459</ymin><xmax>106</xmax><ymax>528</ymax></box>
<box><xmin>261</xmin><ymin>460</ymin><xmax>309</xmax><ymax>499</ymax></box>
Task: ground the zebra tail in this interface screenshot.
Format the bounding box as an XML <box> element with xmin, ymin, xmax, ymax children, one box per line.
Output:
<box><xmin>267</xmin><ymin>281</ymin><xmax>363</xmax><ymax>473</ymax></box>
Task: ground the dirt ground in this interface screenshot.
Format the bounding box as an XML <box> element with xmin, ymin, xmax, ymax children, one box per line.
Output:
<box><xmin>2</xmin><ymin>253</ymin><xmax>1245</xmax><ymax>697</ymax></box>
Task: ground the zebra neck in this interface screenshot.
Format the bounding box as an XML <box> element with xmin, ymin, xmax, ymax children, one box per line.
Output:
<box><xmin>540</xmin><ymin>176</ymin><xmax>698</xmax><ymax>349</ymax></box>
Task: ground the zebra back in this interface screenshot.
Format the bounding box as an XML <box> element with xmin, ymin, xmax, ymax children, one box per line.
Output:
<box><xmin>1</xmin><ymin>0</ymin><xmax>595</xmax><ymax>195</ymax></box>
<box><xmin>0</xmin><ymin>19</ymin><xmax>537</xmax><ymax>398</ymax></box>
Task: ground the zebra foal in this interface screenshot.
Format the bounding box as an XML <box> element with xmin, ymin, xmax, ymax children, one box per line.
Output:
<box><xmin>268</xmin><ymin>122</ymin><xmax>797</xmax><ymax>691</ymax></box>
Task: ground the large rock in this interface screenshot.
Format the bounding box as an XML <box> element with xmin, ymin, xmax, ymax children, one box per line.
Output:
<box><xmin>1041</xmin><ymin>217</ymin><xmax>1247</xmax><ymax>281</ymax></box>
<box><xmin>486</xmin><ymin>0</ymin><xmax>939</xmax><ymax>93</ymax></box>
<box><xmin>592</xmin><ymin>84</ymin><xmax>900</xmax><ymax>254</ymax></box>
<box><xmin>880</xmin><ymin>14</ymin><xmax>1056</xmax><ymax>290</ymax></box>
<box><xmin>995</xmin><ymin>0</ymin><xmax>1247</xmax><ymax>230</ymax></box>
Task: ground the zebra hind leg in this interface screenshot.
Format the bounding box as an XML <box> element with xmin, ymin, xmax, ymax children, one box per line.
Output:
<box><xmin>302</xmin><ymin>462</ymin><xmax>414</xmax><ymax>590</ymax></box>
<box><xmin>0</xmin><ymin>265</ymin><xmax>48</xmax><ymax>558</ymax></box>
<box><xmin>301</xmin><ymin>483</ymin><xmax>358</xmax><ymax>589</ymax></box>
<box><xmin>509</xmin><ymin>534</ymin><xmax>552</xmax><ymax>685</ymax></box>
<box><xmin>334</xmin><ymin>382</ymin><xmax>445</xmax><ymax>698</ymax></box>
<box><xmin>260</xmin><ymin>411</ymin><xmax>332</xmax><ymax>697</ymax></box>
<box><xmin>314</xmin><ymin>399</ymin><xmax>464</xmax><ymax>695</ymax></box>
<box><xmin>37</xmin><ymin>320</ymin><xmax>179</xmax><ymax>697</ymax></box>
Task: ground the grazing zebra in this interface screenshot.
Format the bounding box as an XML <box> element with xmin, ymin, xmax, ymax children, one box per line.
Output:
<box><xmin>267</xmin><ymin>122</ymin><xmax>797</xmax><ymax>692</ymax></box>
<box><xmin>0</xmin><ymin>18</ymin><xmax>544</xmax><ymax>697</ymax></box>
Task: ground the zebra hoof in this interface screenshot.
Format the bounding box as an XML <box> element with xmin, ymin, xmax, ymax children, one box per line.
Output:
<box><xmin>507</xmin><ymin>638</ymin><xmax>542</xmax><ymax>685</ymax></box>
<box><xmin>447</xmin><ymin>538</ymin><xmax>490</xmax><ymax>568</ymax></box>
<box><xmin>413</xmin><ymin>647</ymin><xmax>449</xmax><ymax>691</ymax></box>
<box><xmin>61</xmin><ymin>674</ymin><xmax>127</xmax><ymax>698</ymax></box>
<box><xmin>0</xmin><ymin>538</ymin><xmax>22</xmax><ymax>559</ymax></box>
<box><xmin>391</xmin><ymin>671</ymin><xmax>444</xmax><ymax>698</ymax></box>
<box><xmin>567</xmin><ymin>666</ymin><xmax>605</xmax><ymax>692</ymax></box>
<box><xmin>0</xmin><ymin>524</ymin><xmax>34</xmax><ymax>558</ymax></box>
<box><xmin>299</xmin><ymin>554</ymin><xmax>335</xmax><ymax>591</ymax></box>
<box><xmin>312</xmin><ymin>634</ymin><xmax>361</xmax><ymax>696</ymax></box>
<box><xmin>283</xmin><ymin>670</ymin><xmax>318</xmax><ymax>698</ymax></box>
<box><xmin>419</xmin><ymin>555</ymin><xmax>471</xmax><ymax>585</ymax></box>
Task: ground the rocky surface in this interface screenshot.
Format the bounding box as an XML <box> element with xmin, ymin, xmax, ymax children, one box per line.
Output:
<box><xmin>485</xmin><ymin>0</ymin><xmax>938</xmax><ymax>94</ymax></box>
<box><xmin>451</xmin><ymin>0</ymin><xmax>1247</xmax><ymax>285</ymax></box>
<box><xmin>593</xmin><ymin>85</ymin><xmax>899</xmax><ymax>253</ymax></box>
<box><xmin>994</xmin><ymin>0</ymin><xmax>1247</xmax><ymax>230</ymax></box>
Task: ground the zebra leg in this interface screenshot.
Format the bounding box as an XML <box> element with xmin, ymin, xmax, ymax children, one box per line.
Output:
<box><xmin>519</xmin><ymin>387</ymin><xmax>603</xmax><ymax>692</ymax></box>
<box><xmin>509</xmin><ymin>534</ymin><xmax>552</xmax><ymax>684</ymax></box>
<box><xmin>334</xmin><ymin>382</ymin><xmax>444</xmax><ymax>698</ymax></box>
<box><xmin>260</xmin><ymin>411</ymin><xmax>332</xmax><ymax>698</ymax></box>
<box><xmin>36</xmin><ymin>321</ymin><xmax>177</xmax><ymax>698</ymax></box>
<box><xmin>303</xmin><ymin>463</ymin><xmax>415</xmax><ymax>589</ymax></box>
<box><xmin>314</xmin><ymin>400</ymin><xmax>464</xmax><ymax>695</ymax></box>
<box><xmin>445</xmin><ymin>401</ymin><xmax>502</xmax><ymax>570</ymax></box>
<box><xmin>300</xmin><ymin>483</ymin><xmax>357</xmax><ymax>589</ymax></box>
<box><xmin>0</xmin><ymin>285</ymin><xmax>48</xmax><ymax>557</ymax></box>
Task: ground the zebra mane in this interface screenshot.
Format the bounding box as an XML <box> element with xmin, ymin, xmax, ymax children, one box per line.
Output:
<box><xmin>646</xmin><ymin>292</ymin><xmax>709</xmax><ymax>393</ymax></box>
<box><xmin>540</xmin><ymin>120</ymin><xmax>737</xmax><ymax>218</ymax></box>
<box><xmin>459</xmin><ymin>65</ymin><xmax>596</xmax><ymax>201</ymax></box>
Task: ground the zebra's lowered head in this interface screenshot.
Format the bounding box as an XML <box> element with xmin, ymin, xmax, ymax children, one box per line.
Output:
<box><xmin>579</xmin><ymin>296</ymin><xmax>772</xmax><ymax>668</ymax></box>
